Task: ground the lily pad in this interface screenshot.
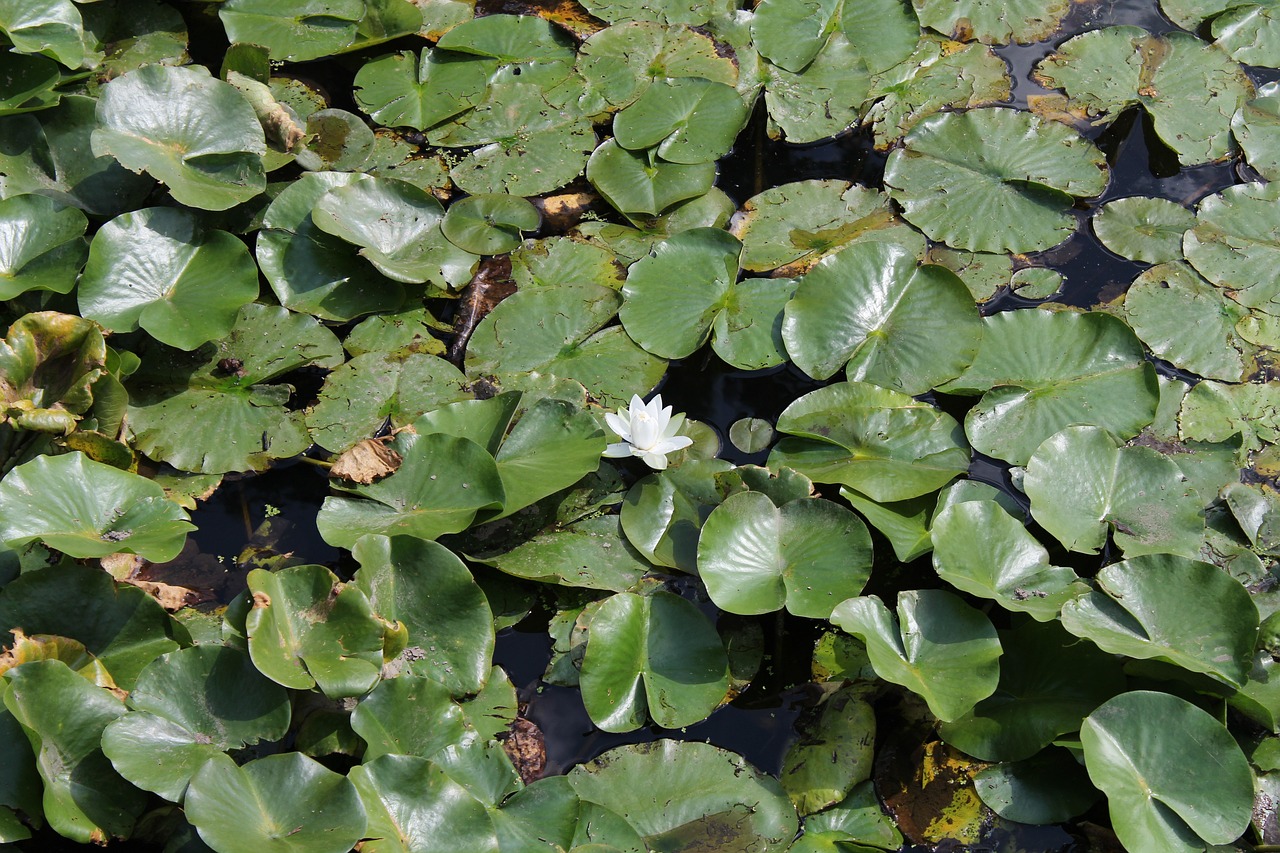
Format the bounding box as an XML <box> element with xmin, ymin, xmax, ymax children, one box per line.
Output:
<box><xmin>885</xmin><ymin>108</ymin><xmax>1108</xmax><ymax>253</ymax></box>
<box><xmin>614</xmin><ymin>78</ymin><xmax>749</xmax><ymax>164</ymax></box>
<box><xmin>619</xmin><ymin>458</ymin><xmax>734</xmax><ymax>572</ymax></box>
<box><xmin>1184</xmin><ymin>181</ymin><xmax>1280</xmax><ymax>311</ymax></box>
<box><xmin>1081</xmin><ymin>691</ymin><xmax>1253</xmax><ymax>853</ymax></box>
<box><xmin>1179</xmin><ymin>379</ymin><xmax>1280</xmax><ymax>451</ymax></box>
<box><xmin>441</xmin><ymin>194</ymin><xmax>540</xmax><ymax>256</ymax></box>
<box><xmin>1234</xmin><ymin>81</ymin><xmax>1280</xmax><ymax>180</ymax></box>
<box><xmin>912</xmin><ymin>0</ymin><xmax>1072</xmax><ymax>43</ymax></box>
<box><xmin>941</xmin><ymin>309</ymin><xmax>1158</xmax><ymax>465</ymax></box>
<box><xmin>782</xmin><ymin>241</ymin><xmax>981</xmax><ymax>393</ymax></box>
<box><xmin>750</xmin><ymin>0</ymin><xmax>842</xmax><ymax>73</ymax></box>
<box><xmin>762</xmin><ymin>33</ymin><xmax>872</xmax><ymax>144</ymax></box>
<box><xmin>1160</xmin><ymin>0</ymin><xmax>1280</xmax><ymax>67</ymax></box>
<box><xmin>1092</xmin><ymin>196</ymin><xmax>1194</xmax><ymax>264</ymax></box>
<box><xmin>577</xmin><ymin>22</ymin><xmax>737</xmax><ymax>111</ymax></box>
<box><xmin>1033</xmin><ymin>27</ymin><xmax>1253</xmax><ymax>166</ymax></box>
<box><xmin>831</xmin><ymin>589</ymin><xmax>1001</xmax><ymax>722</ymax></box>
<box><xmin>353</xmin><ymin>48</ymin><xmax>491</xmax><ymax>131</ymax></box>
<box><xmin>585</xmin><ymin>138</ymin><xmax>717</xmax><ymax>218</ymax></box>
<box><xmin>780</xmin><ymin>686</ymin><xmax>875</xmax><ymax>815</ymax></box>
<box><xmin>349</xmin><ymin>753</ymin><xmax>500</xmax><ymax>852</ymax></box>
<box><xmin>974</xmin><ymin>748</ymin><xmax>1099</xmax><ymax>825</ymax></box>
<box><xmin>217</xmin><ymin>0</ymin><xmax>364</xmax><ymax>63</ymax></box>
<box><xmin>697</xmin><ymin>492</ymin><xmax>873</xmax><ymax>618</ymax></box>
<box><xmin>1025</xmin><ymin>425</ymin><xmax>1204</xmax><ymax>557</ymax></box>
<box><xmin>78</xmin><ymin>206</ymin><xmax>258</xmax><ymax>350</ymax></box>
<box><xmin>0</xmin><ymin>311</ymin><xmax>106</xmax><ymax>436</ymax></box>
<box><xmin>1060</xmin><ymin>554</ymin><xmax>1257</xmax><ymax>686</ymax></box>
<box><xmin>579</xmin><ymin>590</ymin><xmax>730</xmax><ymax>731</ymax></box>
<box><xmin>186</xmin><ymin>752</ymin><xmax>367</xmax><ymax>853</ymax></box>
<box><xmin>0</xmin><ymin>452</ymin><xmax>193</xmax><ymax>562</ymax></box>
<box><xmin>480</xmin><ymin>514</ymin><xmax>651</xmax><ymax>593</ymax></box>
<box><xmin>0</xmin><ymin>194</ymin><xmax>87</xmax><ymax>300</ymax></box>
<box><xmin>91</xmin><ymin>64</ymin><xmax>266</xmax><ymax>211</ymax></box>
<box><xmin>0</xmin><ymin>0</ymin><xmax>93</xmax><ymax>69</ymax></box>
<box><xmin>350</xmin><ymin>674</ymin><xmax>467</xmax><ymax>761</ymax></box>
<box><xmin>768</xmin><ymin>382</ymin><xmax>970</xmax><ymax>502</ymax></box>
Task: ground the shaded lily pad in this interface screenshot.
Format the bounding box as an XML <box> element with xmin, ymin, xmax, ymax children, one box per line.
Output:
<box><xmin>1179</xmin><ymin>379</ymin><xmax>1280</xmax><ymax>451</ymax></box>
<box><xmin>942</xmin><ymin>310</ymin><xmax>1158</xmax><ymax>465</ymax></box>
<box><xmin>1184</xmin><ymin>181</ymin><xmax>1280</xmax><ymax>311</ymax></box>
<box><xmin>0</xmin><ymin>194</ymin><xmax>87</xmax><ymax>300</ymax></box>
<box><xmin>78</xmin><ymin>206</ymin><xmax>258</xmax><ymax>351</ymax></box>
<box><xmin>1025</xmin><ymin>425</ymin><xmax>1204</xmax><ymax>557</ymax></box>
<box><xmin>831</xmin><ymin>589</ymin><xmax>1001</xmax><ymax>722</ymax></box>
<box><xmin>769</xmin><ymin>382</ymin><xmax>970</xmax><ymax>502</ymax></box>
<box><xmin>1092</xmin><ymin>196</ymin><xmax>1194</xmax><ymax>264</ymax></box>
<box><xmin>912</xmin><ymin>0</ymin><xmax>1072</xmax><ymax>44</ymax></box>
<box><xmin>91</xmin><ymin>64</ymin><xmax>266</xmax><ymax>211</ymax></box>
<box><xmin>884</xmin><ymin>108</ymin><xmax>1108</xmax><ymax>253</ymax></box>
<box><xmin>0</xmin><ymin>311</ymin><xmax>106</xmax><ymax>436</ymax></box>
<box><xmin>619</xmin><ymin>458</ymin><xmax>734</xmax><ymax>572</ymax></box>
<box><xmin>481</xmin><ymin>514</ymin><xmax>651</xmax><ymax>593</ymax></box>
<box><xmin>782</xmin><ymin>241</ymin><xmax>981</xmax><ymax>393</ymax></box>
<box><xmin>1160</xmin><ymin>0</ymin><xmax>1280</xmax><ymax>67</ymax></box>
<box><xmin>780</xmin><ymin>686</ymin><xmax>875</xmax><ymax>815</ymax></box>
<box><xmin>1033</xmin><ymin>27</ymin><xmax>1253</xmax><ymax>166</ymax></box>
<box><xmin>974</xmin><ymin>748</ymin><xmax>1099</xmax><ymax>825</ymax></box>
<box><xmin>579</xmin><ymin>590</ymin><xmax>730</xmax><ymax>731</ymax></box>
<box><xmin>297</xmin><ymin>108</ymin><xmax>375</xmax><ymax>172</ymax></box>
<box><xmin>217</xmin><ymin>0</ymin><xmax>364</xmax><ymax>63</ymax></box>
<box><xmin>585</xmin><ymin>138</ymin><xmax>717</xmax><ymax>218</ymax></box>
<box><xmin>0</xmin><ymin>0</ymin><xmax>93</xmax><ymax>70</ymax></box>
<box><xmin>1081</xmin><ymin>691</ymin><xmax>1253</xmax><ymax>853</ymax></box>
<box><xmin>614</xmin><ymin>78</ymin><xmax>749</xmax><ymax>164</ymax></box>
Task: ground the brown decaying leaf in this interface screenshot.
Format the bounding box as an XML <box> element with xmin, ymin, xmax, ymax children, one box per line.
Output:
<box><xmin>330</xmin><ymin>437</ymin><xmax>404</xmax><ymax>484</ymax></box>
<box><xmin>501</xmin><ymin>711</ymin><xmax>547</xmax><ymax>783</ymax></box>
<box><xmin>447</xmin><ymin>256</ymin><xmax>518</xmax><ymax>366</ymax></box>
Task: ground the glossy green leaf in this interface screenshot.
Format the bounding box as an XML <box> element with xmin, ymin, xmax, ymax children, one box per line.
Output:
<box><xmin>101</xmin><ymin>646</ymin><xmax>290</xmax><ymax>801</ymax></box>
<box><xmin>1092</xmin><ymin>196</ymin><xmax>1194</xmax><ymax>264</ymax></box>
<box><xmin>481</xmin><ymin>514</ymin><xmax>651</xmax><ymax>593</ymax></box>
<box><xmin>1060</xmin><ymin>554</ymin><xmax>1257</xmax><ymax>687</ymax></box>
<box><xmin>1179</xmin><ymin>379</ymin><xmax>1280</xmax><ymax>451</ymax></box>
<box><xmin>91</xmin><ymin>64</ymin><xmax>266</xmax><ymax>211</ymax></box>
<box><xmin>762</xmin><ymin>33</ymin><xmax>871</xmax><ymax>144</ymax></box>
<box><xmin>0</xmin><ymin>194</ymin><xmax>87</xmax><ymax>300</ymax></box>
<box><xmin>577</xmin><ymin>22</ymin><xmax>737</xmax><ymax>110</ymax></box>
<box><xmin>353</xmin><ymin>534</ymin><xmax>494</xmax><ymax>696</ymax></box>
<box><xmin>0</xmin><ymin>0</ymin><xmax>92</xmax><ymax>69</ymax></box>
<box><xmin>884</xmin><ymin>108</ymin><xmax>1108</xmax><ymax>253</ymax></box>
<box><xmin>353</xmin><ymin>48</ymin><xmax>491</xmax><ymax>130</ymax></box>
<box><xmin>350</xmin><ymin>754</ymin><xmax>500</xmax><ymax>853</ymax></box>
<box><xmin>697</xmin><ymin>492</ymin><xmax>873</xmax><ymax>618</ymax></box>
<box><xmin>351</xmin><ymin>674</ymin><xmax>467</xmax><ymax>760</ymax></box>
<box><xmin>1160</xmin><ymin>0</ymin><xmax>1280</xmax><ymax>66</ymax></box>
<box><xmin>750</xmin><ymin>0</ymin><xmax>840</xmax><ymax>73</ymax></box>
<box><xmin>769</xmin><ymin>382</ymin><xmax>970</xmax><ymax>501</ymax></box>
<box><xmin>218</xmin><ymin>0</ymin><xmax>363</xmax><ymax>62</ymax></box>
<box><xmin>441</xmin><ymin>194</ymin><xmax>540</xmax><ymax>256</ymax></box>
<box><xmin>782</xmin><ymin>241</ymin><xmax>981</xmax><ymax>393</ymax></box>
<box><xmin>974</xmin><ymin>748</ymin><xmax>1099</xmax><ymax>825</ymax></box>
<box><xmin>1234</xmin><ymin>81</ymin><xmax>1280</xmax><ymax>180</ymax></box>
<box><xmin>186</xmin><ymin>752</ymin><xmax>367</xmax><ymax>853</ymax></box>
<box><xmin>619</xmin><ymin>458</ymin><xmax>734</xmax><ymax>572</ymax></box>
<box><xmin>569</xmin><ymin>740</ymin><xmax>798</xmax><ymax>851</ymax></box>
<box><xmin>830</xmin><ymin>590</ymin><xmax>1001</xmax><ymax>722</ymax></box>
<box><xmin>942</xmin><ymin>310</ymin><xmax>1158</xmax><ymax>465</ymax></box>
<box><xmin>0</xmin><ymin>51</ymin><xmax>62</xmax><ymax>115</ymax></box>
<box><xmin>579</xmin><ymin>590</ymin><xmax>730</xmax><ymax>731</ymax></box>
<box><xmin>245</xmin><ymin>564</ymin><xmax>386</xmax><ymax>697</ymax></box>
<box><xmin>586</xmin><ymin>138</ymin><xmax>717</xmax><ymax>217</ymax></box>
<box><xmin>1081</xmin><ymin>691</ymin><xmax>1252</xmax><ymax>853</ymax></box>
<box><xmin>780</xmin><ymin>687</ymin><xmax>875</xmax><ymax>815</ymax></box>
<box><xmin>614</xmin><ymin>78</ymin><xmax>749</xmax><ymax>164</ymax></box>
<box><xmin>1025</xmin><ymin>425</ymin><xmax>1204</xmax><ymax>557</ymax></box>
<box><xmin>79</xmin><ymin>207</ymin><xmax>258</xmax><ymax>350</ymax></box>
<box><xmin>1034</xmin><ymin>27</ymin><xmax>1253</xmax><ymax>166</ymax></box>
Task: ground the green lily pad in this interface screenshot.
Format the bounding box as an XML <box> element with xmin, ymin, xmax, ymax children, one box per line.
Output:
<box><xmin>186</xmin><ymin>752</ymin><xmax>367</xmax><ymax>853</ymax></box>
<box><xmin>697</xmin><ymin>492</ymin><xmax>872</xmax><ymax>618</ymax></box>
<box><xmin>762</xmin><ymin>32</ymin><xmax>872</xmax><ymax>144</ymax></box>
<box><xmin>931</xmin><ymin>500</ymin><xmax>1085</xmax><ymax>621</ymax></box>
<box><xmin>729</xmin><ymin>417</ymin><xmax>774</xmax><ymax>454</ymax></box>
<box><xmin>296</xmin><ymin>108</ymin><xmax>375</xmax><ymax>172</ymax></box>
<box><xmin>783</xmin><ymin>241</ymin><xmax>981</xmax><ymax>393</ymax></box>
<box><xmin>579</xmin><ymin>590</ymin><xmax>730</xmax><ymax>731</ymax></box>
<box><xmin>0</xmin><ymin>194</ymin><xmax>87</xmax><ymax>300</ymax></box>
<box><xmin>350</xmin><ymin>674</ymin><xmax>467</xmax><ymax>761</ymax></box>
<box><xmin>569</xmin><ymin>740</ymin><xmax>798</xmax><ymax>851</ymax></box>
<box><xmin>1179</xmin><ymin>379</ymin><xmax>1280</xmax><ymax>451</ymax></box>
<box><xmin>1223</xmin><ymin>482</ymin><xmax>1280</xmax><ymax>556</ymax></box>
<box><xmin>1121</xmin><ymin>261</ymin><xmax>1252</xmax><ymax>382</ymax></box>
<box><xmin>1160</xmin><ymin>0</ymin><xmax>1280</xmax><ymax>67</ymax></box>
<box><xmin>441</xmin><ymin>194</ymin><xmax>540</xmax><ymax>256</ymax></box>
<box><xmin>91</xmin><ymin>64</ymin><xmax>266</xmax><ymax>211</ymax></box>
<box><xmin>80</xmin><ymin>0</ymin><xmax>189</xmax><ymax>81</ymax></box>
<box><xmin>801</xmin><ymin>781</ymin><xmax>903</xmax><ymax>850</ymax></box>
<box><xmin>126</xmin><ymin>303</ymin><xmax>343</xmax><ymax>474</ymax></box>
<box><xmin>101</xmin><ymin>646</ymin><xmax>290</xmax><ymax>801</ymax></box>
<box><xmin>942</xmin><ymin>309</ymin><xmax>1158</xmax><ymax>465</ymax></box>
<box><xmin>257</xmin><ymin>171</ymin><xmax>405</xmax><ymax>321</ymax></box>
<box><xmin>577</xmin><ymin>22</ymin><xmax>737</xmax><ymax>111</ymax></box>
<box><xmin>585</xmin><ymin>138</ymin><xmax>717</xmax><ymax>218</ymax></box>
<box><xmin>864</xmin><ymin>37</ymin><xmax>1011</xmax><ymax>149</ymax></box>
<box><xmin>311</xmin><ymin>176</ymin><xmax>476</xmax><ymax>286</ymax></box>
<box><xmin>750</xmin><ymin>0</ymin><xmax>841</xmax><ymax>73</ymax></box>
<box><xmin>0</xmin><ymin>311</ymin><xmax>105</xmax><ymax>435</ymax></box>
<box><xmin>434</xmin><ymin>13</ymin><xmax>576</xmax><ymax>70</ymax></box>
<box><xmin>511</xmin><ymin>237</ymin><xmax>625</xmax><ymax>292</ymax></box>
<box><xmin>912</xmin><ymin>0</ymin><xmax>1072</xmax><ymax>43</ymax></box>
<box><xmin>1033</xmin><ymin>27</ymin><xmax>1253</xmax><ymax>166</ymax></box>
<box><xmin>0</xmin><ymin>452</ymin><xmax>193</xmax><ymax>562</ymax></box>
<box><xmin>939</xmin><ymin>619</ymin><xmax>1125</xmax><ymax>762</ymax></box>
<box><xmin>1092</xmin><ymin>196</ymin><xmax>1194</xmax><ymax>264</ymax></box>
<box><xmin>1010</xmin><ymin>266</ymin><xmax>1062</xmax><ymax>299</ymax></box>
<box><xmin>619</xmin><ymin>458</ymin><xmax>734</xmax><ymax>572</ymax></box>
<box><xmin>0</xmin><ymin>51</ymin><xmax>62</xmax><ymax>115</ymax></box>
<box><xmin>730</xmin><ymin>180</ymin><xmax>924</xmax><ymax>275</ymax></box>
<box><xmin>78</xmin><ymin>206</ymin><xmax>258</xmax><ymax>351</ymax></box>
<box><xmin>1184</xmin><ymin>181</ymin><xmax>1280</xmax><ymax>311</ymax></box>
<box><xmin>217</xmin><ymin>0</ymin><xmax>364</xmax><ymax>63</ymax></box>
<box><xmin>1025</xmin><ymin>425</ymin><xmax>1204</xmax><ymax>557</ymax></box>
<box><xmin>614</xmin><ymin>78</ymin><xmax>749</xmax><ymax>164</ymax></box>
<box><xmin>884</xmin><ymin>107</ymin><xmax>1108</xmax><ymax>253</ymax></box>
<box><xmin>0</xmin><ymin>0</ymin><xmax>93</xmax><ymax>69</ymax></box>
<box><xmin>1061</xmin><ymin>554</ymin><xmax>1257</xmax><ymax>686</ymax></box>
<box><xmin>578</xmin><ymin>0</ymin><xmax>719</xmax><ymax>25</ymax></box>
<box><xmin>3</xmin><ymin>661</ymin><xmax>145</xmax><ymax>844</ymax></box>
<box><xmin>317</xmin><ymin>432</ymin><xmax>505</xmax><ymax>549</ymax></box>
<box><xmin>246</xmin><ymin>563</ymin><xmax>386</xmax><ymax>698</ymax></box>
<box><xmin>353</xmin><ymin>48</ymin><xmax>492</xmax><ymax>131</ymax></box>
<box><xmin>349</xmin><ymin>753</ymin><xmax>500</xmax><ymax>852</ymax></box>
<box><xmin>831</xmin><ymin>589</ymin><xmax>1001</xmax><ymax>722</ymax></box>
<box><xmin>926</xmin><ymin>246</ymin><xmax>1014</xmax><ymax>302</ymax></box>
<box><xmin>974</xmin><ymin>748</ymin><xmax>1099</xmax><ymax>825</ymax></box>
<box><xmin>1081</xmin><ymin>691</ymin><xmax>1253</xmax><ymax>853</ymax></box>
<box><xmin>768</xmin><ymin>382</ymin><xmax>970</xmax><ymax>502</ymax></box>
<box><xmin>780</xmin><ymin>686</ymin><xmax>875</xmax><ymax>815</ymax></box>
<box><xmin>480</xmin><ymin>514</ymin><xmax>651</xmax><ymax>593</ymax></box>
<box><xmin>1234</xmin><ymin>81</ymin><xmax>1280</xmax><ymax>180</ymax></box>
<box><xmin>353</xmin><ymin>534</ymin><xmax>494</xmax><ymax>696</ymax></box>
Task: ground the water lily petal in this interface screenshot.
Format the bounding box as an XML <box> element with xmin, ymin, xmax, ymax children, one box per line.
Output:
<box><xmin>654</xmin><ymin>435</ymin><xmax>693</xmax><ymax>454</ymax></box>
<box><xmin>641</xmin><ymin>449</ymin><xmax>670</xmax><ymax>470</ymax></box>
<box><xmin>605</xmin><ymin>411</ymin><xmax>632</xmax><ymax>441</ymax></box>
<box><xmin>603</xmin><ymin>442</ymin><xmax>634</xmax><ymax>457</ymax></box>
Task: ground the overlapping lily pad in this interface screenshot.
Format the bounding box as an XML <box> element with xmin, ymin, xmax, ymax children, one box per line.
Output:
<box><xmin>1184</xmin><ymin>181</ymin><xmax>1280</xmax><ymax>311</ymax></box>
<box><xmin>585</xmin><ymin>139</ymin><xmax>717</xmax><ymax>218</ymax></box>
<box><xmin>1234</xmin><ymin>82</ymin><xmax>1280</xmax><ymax>180</ymax></box>
<box><xmin>614</xmin><ymin>78</ymin><xmax>749</xmax><ymax>164</ymax></box>
<box><xmin>578</xmin><ymin>22</ymin><xmax>737</xmax><ymax>110</ymax></box>
<box><xmin>353</xmin><ymin>48</ymin><xmax>492</xmax><ymax>130</ymax></box>
<box><xmin>0</xmin><ymin>311</ymin><xmax>106</xmax><ymax>436</ymax></box>
<box><xmin>762</xmin><ymin>33</ymin><xmax>872</xmax><ymax>144</ymax></box>
<box><xmin>912</xmin><ymin>0</ymin><xmax>1072</xmax><ymax>44</ymax></box>
<box><xmin>0</xmin><ymin>194</ymin><xmax>87</xmax><ymax>300</ymax></box>
<box><xmin>1160</xmin><ymin>0</ymin><xmax>1280</xmax><ymax>67</ymax></box>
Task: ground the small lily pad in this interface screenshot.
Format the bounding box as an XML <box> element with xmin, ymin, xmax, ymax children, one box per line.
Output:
<box><xmin>586</xmin><ymin>138</ymin><xmax>717</xmax><ymax>218</ymax></box>
<box><xmin>1093</xmin><ymin>196</ymin><xmax>1194</xmax><ymax>264</ymax></box>
<box><xmin>441</xmin><ymin>194</ymin><xmax>540</xmax><ymax>256</ymax></box>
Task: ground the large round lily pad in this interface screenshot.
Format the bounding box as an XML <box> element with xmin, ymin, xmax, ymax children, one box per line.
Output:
<box><xmin>762</xmin><ymin>32</ymin><xmax>872</xmax><ymax>144</ymax></box>
<box><xmin>884</xmin><ymin>108</ymin><xmax>1108</xmax><ymax>253</ymax></box>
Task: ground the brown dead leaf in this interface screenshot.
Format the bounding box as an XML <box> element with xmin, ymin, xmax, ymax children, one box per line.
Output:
<box><xmin>331</xmin><ymin>438</ymin><xmax>403</xmax><ymax>485</ymax></box>
<box><xmin>101</xmin><ymin>551</ymin><xmax>145</xmax><ymax>581</ymax></box>
<box><xmin>501</xmin><ymin>712</ymin><xmax>547</xmax><ymax>783</ymax></box>
<box><xmin>447</xmin><ymin>256</ymin><xmax>517</xmax><ymax>365</ymax></box>
<box><xmin>532</xmin><ymin>190</ymin><xmax>602</xmax><ymax>232</ymax></box>
<box><xmin>1027</xmin><ymin>93</ymin><xmax>1093</xmax><ymax>129</ymax></box>
<box><xmin>125</xmin><ymin>578</ymin><xmax>206</xmax><ymax>612</ymax></box>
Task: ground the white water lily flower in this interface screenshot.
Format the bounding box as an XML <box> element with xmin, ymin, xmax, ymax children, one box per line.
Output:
<box><xmin>602</xmin><ymin>394</ymin><xmax>693</xmax><ymax>470</ymax></box>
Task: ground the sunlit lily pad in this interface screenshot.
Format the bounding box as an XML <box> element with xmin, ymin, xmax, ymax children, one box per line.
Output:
<box><xmin>831</xmin><ymin>589</ymin><xmax>1001</xmax><ymax>722</ymax></box>
<box><xmin>912</xmin><ymin>0</ymin><xmax>1072</xmax><ymax>43</ymax></box>
<box><xmin>92</xmin><ymin>64</ymin><xmax>266</xmax><ymax>211</ymax></box>
<box><xmin>782</xmin><ymin>241</ymin><xmax>981</xmax><ymax>393</ymax></box>
<box><xmin>780</xmin><ymin>687</ymin><xmax>875</xmax><ymax>814</ymax></box>
<box><xmin>1234</xmin><ymin>82</ymin><xmax>1280</xmax><ymax>180</ymax></box>
<box><xmin>353</xmin><ymin>48</ymin><xmax>491</xmax><ymax>130</ymax></box>
<box><xmin>750</xmin><ymin>0</ymin><xmax>841</xmax><ymax>73</ymax></box>
<box><xmin>884</xmin><ymin>108</ymin><xmax>1108</xmax><ymax>253</ymax></box>
<box><xmin>441</xmin><ymin>193</ymin><xmax>540</xmax><ymax>256</ymax></box>
<box><xmin>1160</xmin><ymin>0</ymin><xmax>1280</xmax><ymax>67</ymax></box>
<box><xmin>1179</xmin><ymin>379</ymin><xmax>1280</xmax><ymax>451</ymax></box>
<box><xmin>762</xmin><ymin>33</ymin><xmax>871</xmax><ymax>144</ymax></box>
<box><xmin>614</xmin><ymin>78</ymin><xmax>749</xmax><ymax>164</ymax></box>
<box><xmin>769</xmin><ymin>382</ymin><xmax>970</xmax><ymax>501</ymax></box>
<box><xmin>1033</xmin><ymin>27</ymin><xmax>1253</xmax><ymax>166</ymax></box>
<box><xmin>0</xmin><ymin>0</ymin><xmax>93</xmax><ymax>69</ymax></box>
<box><xmin>586</xmin><ymin>138</ymin><xmax>717</xmax><ymax>218</ymax></box>
<box><xmin>0</xmin><ymin>194</ymin><xmax>87</xmax><ymax>300</ymax></box>
<box><xmin>620</xmin><ymin>458</ymin><xmax>734</xmax><ymax>572</ymax></box>
<box><xmin>217</xmin><ymin>0</ymin><xmax>364</xmax><ymax>63</ymax></box>
<box><xmin>1093</xmin><ymin>196</ymin><xmax>1194</xmax><ymax>263</ymax></box>
<box><xmin>1184</xmin><ymin>181</ymin><xmax>1280</xmax><ymax>311</ymax></box>
<box><xmin>580</xmin><ymin>590</ymin><xmax>730</xmax><ymax>731</ymax></box>
<box><xmin>578</xmin><ymin>22</ymin><xmax>737</xmax><ymax>110</ymax></box>
<box><xmin>78</xmin><ymin>206</ymin><xmax>258</xmax><ymax>350</ymax></box>
<box><xmin>1081</xmin><ymin>691</ymin><xmax>1253</xmax><ymax>853</ymax></box>
<box><xmin>941</xmin><ymin>310</ymin><xmax>1158</xmax><ymax>465</ymax></box>
<box><xmin>350</xmin><ymin>674</ymin><xmax>466</xmax><ymax>761</ymax></box>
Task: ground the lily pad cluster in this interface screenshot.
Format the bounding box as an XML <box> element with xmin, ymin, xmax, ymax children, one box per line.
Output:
<box><xmin>3</xmin><ymin>0</ymin><xmax>1280</xmax><ymax>850</ymax></box>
